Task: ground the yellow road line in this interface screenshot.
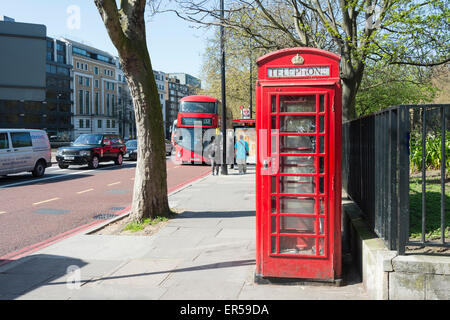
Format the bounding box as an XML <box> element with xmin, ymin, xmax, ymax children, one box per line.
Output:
<box><xmin>107</xmin><ymin>181</ymin><xmax>121</xmax><ymax>186</ymax></box>
<box><xmin>33</xmin><ymin>197</ymin><xmax>60</xmax><ymax>206</ymax></box>
<box><xmin>77</xmin><ymin>188</ymin><xmax>94</xmax><ymax>194</ymax></box>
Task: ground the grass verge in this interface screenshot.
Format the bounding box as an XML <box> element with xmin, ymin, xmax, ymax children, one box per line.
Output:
<box><xmin>409</xmin><ymin>174</ymin><xmax>450</xmax><ymax>240</ymax></box>
<box><xmin>123</xmin><ymin>216</ymin><xmax>169</xmax><ymax>233</ymax></box>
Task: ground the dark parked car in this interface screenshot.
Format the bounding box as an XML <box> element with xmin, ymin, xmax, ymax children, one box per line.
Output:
<box><xmin>124</xmin><ymin>139</ymin><xmax>137</xmax><ymax>161</ymax></box>
<box><xmin>56</xmin><ymin>134</ymin><xmax>126</xmax><ymax>169</ymax></box>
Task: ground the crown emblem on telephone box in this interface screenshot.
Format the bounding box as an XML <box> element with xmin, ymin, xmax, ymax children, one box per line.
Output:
<box><xmin>291</xmin><ymin>54</ymin><xmax>305</xmax><ymax>65</ymax></box>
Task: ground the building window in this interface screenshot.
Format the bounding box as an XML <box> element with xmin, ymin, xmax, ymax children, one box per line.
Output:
<box><xmin>84</xmin><ymin>64</ymin><xmax>88</xmax><ymax>71</ymax></box>
<box><xmin>112</xmin><ymin>94</ymin><xmax>115</xmax><ymax>115</ymax></box>
<box><xmin>106</xmin><ymin>120</ymin><xmax>110</xmax><ymax>128</ymax></box>
<box><xmin>85</xmin><ymin>91</ymin><xmax>90</xmax><ymax>114</ymax></box>
<box><xmin>106</xmin><ymin>93</ymin><xmax>110</xmax><ymax>115</ymax></box>
<box><xmin>79</xmin><ymin>119</ymin><xmax>84</xmax><ymax>128</ymax></box>
<box><xmin>95</xmin><ymin>92</ymin><xmax>99</xmax><ymax>115</ymax></box>
<box><xmin>85</xmin><ymin>78</ymin><xmax>90</xmax><ymax>86</ymax></box>
<box><xmin>94</xmin><ymin>79</ymin><xmax>99</xmax><ymax>88</ymax></box>
<box><xmin>98</xmin><ymin>119</ymin><xmax>102</xmax><ymax>128</ymax></box>
<box><xmin>118</xmin><ymin>75</ymin><xmax>121</xmax><ymax>81</ymax></box>
<box><xmin>78</xmin><ymin>76</ymin><xmax>83</xmax><ymax>85</ymax></box>
<box><xmin>111</xmin><ymin>83</ymin><xmax>114</xmax><ymax>90</ymax></box>
<box><xmin>86</xmin><ymin>119</ymin><xmax>90</xmax><ymax>128</ymax></box>
<box><xmin>112</xmin><ymin>120</ymin><xmax>115</xmax><ymax>128</ymax></box>
<box><xmin>78</xmin><ymin>90</ymin><xmax>84</xmax><ymax>114</ymax></box>
<box><xmin>106</xmin><ymin>82</ymin><xmax>109</xmax><ymax>90</ymax></box>
<box><xmin>76</xmin><ymin>62</ymin><xmax>80</xmax><ymax>69</ymax></box>
<box><xmin>94</xmin><ymin>66</ymin><xmax>98</xmax><ymax>75</ymax></box>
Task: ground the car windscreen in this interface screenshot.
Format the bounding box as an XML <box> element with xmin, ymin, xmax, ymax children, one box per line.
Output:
<box><xmin>179</xmin><ymin>101</ymin><xmax>216</xmax><ymax>114</ymax></box>
<box><xmin>126</xmin><ymin>140</ymin><xmax>137</xmax><ymax>148</ymax></box>
<box><xmin>73</xmin><ymin>134</ymin><xmax>103</xmax><ymax>145</ymax></box>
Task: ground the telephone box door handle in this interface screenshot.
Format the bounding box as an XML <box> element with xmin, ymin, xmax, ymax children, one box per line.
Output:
<box><xmin>262</xmin><ymin>159</ymin><xmax>269</xmax><ymax>169</ymax></box>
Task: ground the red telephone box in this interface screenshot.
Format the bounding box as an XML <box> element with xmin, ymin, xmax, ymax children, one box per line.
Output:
<box><xmin>255</xmin><ymin>47</ymin><xmax>342</xmax><ymax>283</ymax></box>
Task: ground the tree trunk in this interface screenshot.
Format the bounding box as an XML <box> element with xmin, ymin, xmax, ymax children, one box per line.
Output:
<box><xmin>94</xmin><ymin>0</ymin><xmax>170</xmax><ymax>222</ymax></box>
<box><xmin>124</xmin><ymin>48</ymin><xmax>170</xmax><ymax>222</ymax></box>
<box><xmin>340</xmin><ymin>56</ymin><xmax>365</xmax><ymax>121</ymax></box>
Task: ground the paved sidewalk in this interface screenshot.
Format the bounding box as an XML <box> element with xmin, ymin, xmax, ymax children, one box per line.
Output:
<box><xmin>0</xmin><ymin>167</ymin><xmax>368</xmax><ymax>300</ymax></box>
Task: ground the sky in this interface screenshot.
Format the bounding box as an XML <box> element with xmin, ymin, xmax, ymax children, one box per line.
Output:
<box><xmin>1</xmin><ymin>0</ymin><xmax>212</xmax><ymax>80</ymax></box>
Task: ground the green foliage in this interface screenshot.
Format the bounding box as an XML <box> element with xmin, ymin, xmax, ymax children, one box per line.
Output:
<box><xmin>409</xmin><ymin>131</ymin><xmax>450</xmax><ymax>173</ymax></box>
<box><xmin>355</xmin><ymin>63</ymin><xmax>438</xmax><ymax>117</ymax></box>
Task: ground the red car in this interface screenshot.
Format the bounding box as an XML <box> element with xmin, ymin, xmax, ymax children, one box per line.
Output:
<box><xmin>56</xmin><ymin>134</ymin><xmax>126</xmax><ymax>169</ymax></box>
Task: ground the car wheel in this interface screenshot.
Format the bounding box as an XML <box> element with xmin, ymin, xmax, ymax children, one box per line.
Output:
<box><xmin>115</xmin><ymin>153</ymin><xmax>123</xmax><ymax>165</ymax></box>
<box><xmin>58</xmin><ymin>163</ymin><xmax>69</xmax><ymax>169</ymax></box>
<box><xmin>89</xmin><ymin>156</ymin><xmax>99</xmax><ymax>169</ymax></box>
<box><xmin>32</xmin><ymin>160</ymin><xmax>46</xmax><ymax>177</ymax></box>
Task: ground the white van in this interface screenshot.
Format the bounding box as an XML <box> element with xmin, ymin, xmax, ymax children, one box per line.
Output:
<box><xmin>0</xmin><ymin>129</ymin><xmax>52</xmax><ymax>177</ymax></box>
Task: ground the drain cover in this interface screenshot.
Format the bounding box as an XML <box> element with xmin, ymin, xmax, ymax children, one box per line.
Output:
<box><xmin>93</xmin><ymin>214</ymin><xmax>117</xmax><ymax>220</ymax></box>
<box><xmin>110</xmin><ymin>207</ymin><xmax>126</xmax><ymax>211</ymax></box>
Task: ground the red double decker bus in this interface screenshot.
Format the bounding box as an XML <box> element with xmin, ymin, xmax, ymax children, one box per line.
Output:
<box><xmin>173</xmin><ymin>95</ymin><xmax>220</xmax><ymax>164</ymax></box>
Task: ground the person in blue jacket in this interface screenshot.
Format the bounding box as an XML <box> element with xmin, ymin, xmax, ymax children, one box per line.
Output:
<box><xmin>234</xmin><ymin>135</ymin><xmax>249</xmax><ymax>175</ymax></box>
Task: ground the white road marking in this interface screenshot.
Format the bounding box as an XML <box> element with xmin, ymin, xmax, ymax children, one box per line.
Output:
<box><xmin>0</xmin><ymin>211</ymin><xmax>5</xmax><ymax>215</ymax></box>
<box><xmin>77</xmin><ymin>188</ymin><xmax>94</xmax><ymax>194</ymax></box>
<box><xmin>107</xmin><ymin>181</ymin><xmax>121</xmax><ymax>186</ymax></box>
<box><xmin>33</xmin><ymin>197</ymin><xmax>60</xmax><ymax>206</ymax></box>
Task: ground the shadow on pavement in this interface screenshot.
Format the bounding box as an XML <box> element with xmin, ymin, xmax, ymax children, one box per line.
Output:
<box><xmin>0</xmin><ymin>254</ymin><xmax>87</xmax><ymax>300</ymax></box>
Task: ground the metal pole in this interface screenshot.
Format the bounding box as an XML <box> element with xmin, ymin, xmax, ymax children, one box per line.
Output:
<box><xmin>249</xmin><ymin>57</ymin><xmax>253</xmax><ymax>118</ymax></box>
<box><xmin>220</xmin><ymin>0</ymin><xmax>228</xmax><ymax>175</ymax></box>
<box><xmin>440</xmin><ymin>106</ymin><xmax>446</xmax><ymax>244</ymax></box>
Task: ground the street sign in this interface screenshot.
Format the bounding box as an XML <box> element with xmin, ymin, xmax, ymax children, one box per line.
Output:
<box><xmin>241</xmin><ymin>108</ymin><xmax>250</xmax><ymax>119</ymax></box>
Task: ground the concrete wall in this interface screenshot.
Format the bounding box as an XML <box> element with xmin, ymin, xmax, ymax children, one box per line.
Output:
<box><xmin>0</xmin><ymin>21</ymin><xmax>46</xmax><ymax>101</ymax></box>
<box><xmin>343</xmin><ymin>198</ymin><xmax>450</xmax><ymax>300</ymax></box>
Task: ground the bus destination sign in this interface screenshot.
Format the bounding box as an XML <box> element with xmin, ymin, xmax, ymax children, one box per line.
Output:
<box><xmin>267</xmin><ymin>66</ymin><xmax>330</xmax><ymax>78</ymax></box>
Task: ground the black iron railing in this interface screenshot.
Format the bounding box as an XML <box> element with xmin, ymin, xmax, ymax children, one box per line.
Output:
<box><xmin>343</xmin><ymin>104</ymin><xmax>449</xmax><ymax>254</ymax></box>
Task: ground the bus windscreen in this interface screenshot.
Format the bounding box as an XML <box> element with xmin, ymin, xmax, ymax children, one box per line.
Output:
<box><xmin>179</xmin><ymin>101</ymin><xmax>216</xmax><ymax>114</ymax></box>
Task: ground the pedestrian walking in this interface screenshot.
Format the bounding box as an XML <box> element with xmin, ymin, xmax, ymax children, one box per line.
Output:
<box><xmin>207</xmin><ymin>136</ymin><xmax>220</xmax><ymax>175</ymax></box>
<box><xmin>234</xmin><ymin>135</ymin><xmax>249</xmax><ymax>175</ymax></box>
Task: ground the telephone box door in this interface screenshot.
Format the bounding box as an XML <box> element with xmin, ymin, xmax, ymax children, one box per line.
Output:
<box><xmin>259</xmin><ymin>86</ymin><xmax>338</xmax><ymax>280</ymax></box>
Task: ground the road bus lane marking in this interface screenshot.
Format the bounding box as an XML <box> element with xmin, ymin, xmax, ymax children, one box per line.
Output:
<box><xmin>32</xmin><ymin>197</ymin><xmax>60</xmax><ymax>206</ymax></box>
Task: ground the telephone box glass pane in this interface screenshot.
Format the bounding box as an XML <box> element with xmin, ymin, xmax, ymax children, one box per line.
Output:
<box><xmin>279</xmin><ymin>216</ymin><xmax>315</xmax><ymax>234</ymax></box>
<box><xmin>279</xmin><ymin>115</ymin><xmax>316</xmax><ymax>133</ymax></box>
<box><xmin>271</xmin><ymin>197</ymin><xmax>277</xmax><ymax>213</ymax></box>
<box><xmin>279</xmin><ymin>196</ymin><xmax>315</xmax><ymax>214</ymax></box>
<box><xmin>271</xmin><ymin>216</ymin><xmax>277</xmax><ymax>233</ymax></box>
<box><xmin>318</xmin><ymin>238</ymin><xmax>325</xmax><ymax>255</ymax></box>
<box><xmin>279</xmin><ymin>156</ymin><xmax>315</xmax><ymax>173</ymax></box>
<box><xmin>271</xmin><ymin>176</ymin><xmax>277</xmax><ymax>193</ymax></box>
<box><xmin>280</xmin><ymin>95</ymin><xmax>316</xmax><ymax>113</ymax></box>
<box><xmin>279</xmin><ymin>236</ymin><xmax>316</xmax><ymax>255</ymax></box>
<box><xmin>279</xmin><ymin>175</ymin><xmax>315</xmax><ymax>194</ymax></box>
<box><xmin>280</xmin><ymin>136</ymin><xmax>315</xmax><ymax>153</ymax></box>
<box><xmin>319</xmin><ymin>115</ymin><xmax>325</xmax><ymax>133</ymax></box>
<box><xmin>271</xmin><ymin>236</ymin><xmax>277</xmax><ymax>253</ymax></box>
<box><xmin>271</xmin><ymin>95</ymin><xmax>277</xmax><ymax>113</ymax></box>
<box><xmin>319</xmin><ymin>95</ymin><xmax>325</xmax><ymax>113</ymax></box>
